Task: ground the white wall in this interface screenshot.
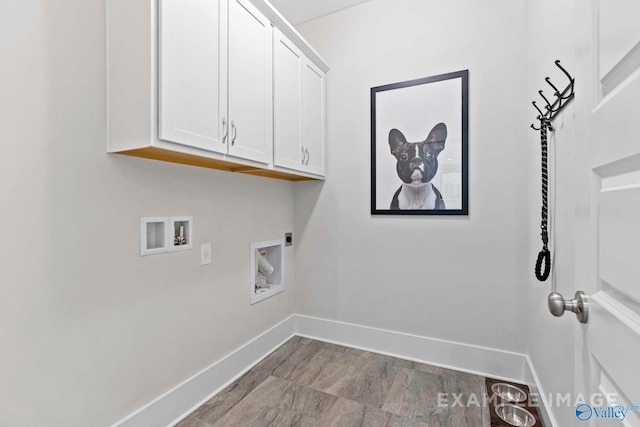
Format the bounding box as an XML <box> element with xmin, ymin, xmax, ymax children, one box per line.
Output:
<box><xmin>0</xmin><ymin>1</ymin><xmax>295</xmax><ymax>426</ymax></box>
<box><xmin>294</xmin><ymin>0</ymin><xmax>529</xmax><ymax>354</ymax></box>
<box><xmin>525</xmin><ymin>1</ymin><xmax>578</xmax><ymax>426</ymax></box>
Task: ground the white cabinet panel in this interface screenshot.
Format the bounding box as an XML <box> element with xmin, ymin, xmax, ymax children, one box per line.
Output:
<box><xmin>227</xmin><ymin>0</ymin><xmax>272</xmax><ymax>164</ymax></box>
<box><xmin>301</xmin><ymin>61</ymin><xmax>325</xmax><ymax>175</ymax></box>
<box><xmin>273</xmin><ymin>29</ymin><xmax>325</xmax><ymax>176</ymax></box>
<box><xmin>158</xmin><ymin>0</ymin><xmax>227</xmax><ymax>153</ymax></box>
<box><xmin>273</xmin><ymin>30</ymin><xmax>303</xmax><ymax>170</ymax></box>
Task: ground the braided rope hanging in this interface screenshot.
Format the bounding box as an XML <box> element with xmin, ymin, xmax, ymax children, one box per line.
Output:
<box><xmin>535</xmin><ymin>119</ymin><xmax>551</xmax><ymax>281</ymax></box>
<box><xmin>530</xmin><ymin>60</ymin><xmax>575</xmax><ymax>282</ymax></box>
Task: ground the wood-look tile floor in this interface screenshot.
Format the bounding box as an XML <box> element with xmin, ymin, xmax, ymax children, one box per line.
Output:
<box><xmin>177</xmin><ymin>337</ymin><xmax>490</xmax><ymax>427</ymax></box>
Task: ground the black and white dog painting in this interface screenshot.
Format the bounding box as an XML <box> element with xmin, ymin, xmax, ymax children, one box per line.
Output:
<box><xmin>388</xmin><ymin>123</ymin><xmax>447</xmax><ymax>210</ymax></box>
<box><xmin>371</xmin><ymin>70</ymin><xmax>468</xmax><ymax>215</ymax></box>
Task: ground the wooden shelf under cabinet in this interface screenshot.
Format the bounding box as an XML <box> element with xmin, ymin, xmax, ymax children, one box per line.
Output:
<box><xmin>115</xmin><ymin>147</ymin><xmax>318</xmax><ymax>181</ymax></box>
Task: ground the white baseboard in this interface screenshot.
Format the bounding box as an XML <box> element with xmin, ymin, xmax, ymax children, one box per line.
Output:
<box><xmin>114</xmin><ymin>314</ymin><xmax>550</xmax><ymax>427</ymax></box>
<box><xmin>524</xmin><ymin>356</ymin><xmax>557</xmax><ymax>427</ymax></box>
<box><xmin>112</xmin><ymin>315</ymin><xmax>297</xmax><ymax>427</ymax></box>
<box><xmin>295</xmin><ymin>314</ymin><xmax>529</xmax><ymax>384</ymax></box>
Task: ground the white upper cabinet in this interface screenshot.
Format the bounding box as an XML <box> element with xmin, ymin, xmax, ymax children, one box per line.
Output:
<box><xmin>227</xmin><ymin>0</ymin><xmax>272</xmax><ymax>164</ymax></box>
<box><xmin>107</xmin><ymin>0</ymin><xmax>328</xmax><ymax>181</ymax></box>
<box><xmin>300</xmin><ymin>61</ymin><xmax>325</xmax><ymax>175</ymax></box>
<box><xmin>158</xmin><ymin>0</ymin><xmax>227</xmax><ymax>153</ymax></box>
<box><xmin>273</xmin><ymin>29</ymin><xmax>326</xmax><ymax>176</ymax></box>
<box><xmin>273</xmin><ymin>29</ymin><xmax>303</xmax><ymax>170</ymax></box>
<box><xmin>160</xmin><ymin>0</ymin><xmax>271</xmax><ymax>164</ymax></box>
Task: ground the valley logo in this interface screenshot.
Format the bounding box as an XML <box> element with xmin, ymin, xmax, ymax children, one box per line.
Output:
<box><xmin>576</xmin><ymin>403</ymin><xmax>640</xmax><ymax>422</ymax></box>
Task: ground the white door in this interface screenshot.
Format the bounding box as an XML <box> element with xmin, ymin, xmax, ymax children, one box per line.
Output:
<box><xmin>574</xmin><ymin>0</ymin><xmax>640</xmax><ymax>425</ymax></box>
<box><xmin>158</xmin><ymin>0</ymin><xmax>228</xmax><ymax>153</ymax></box>
<box><xmin>300</xmin><ymin>60</ymin><xmax>326</xmax><ymax>176</ymax></box>
<box><xmin>227</xmin><ymin>0</ymin><xmax>272</xmax><ymax>164</ymax></box>
<box><xmin>273</xmin><ymin>29</ymin><xmax>304</xmax><ymax>171</ymax></box>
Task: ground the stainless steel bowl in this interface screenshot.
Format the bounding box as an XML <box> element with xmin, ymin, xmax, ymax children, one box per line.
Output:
<box><xmin>495</xmin><ymin>403</ymin><xmax>536</xmax><ymax>427</ymax></box>
<box><xmin>491</xmin><ymin>382</ymin><xmax>527</xmax><ymax>403</ymax></box>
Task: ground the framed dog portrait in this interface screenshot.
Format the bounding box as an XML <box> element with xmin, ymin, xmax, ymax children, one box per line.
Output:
<box><xmin>371</xmin><ymin>70</ymin><xmax>468</xmax><ymax>215</ymax></box>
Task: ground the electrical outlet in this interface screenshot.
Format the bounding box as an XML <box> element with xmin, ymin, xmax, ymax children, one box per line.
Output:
<box><xmin>285</xmin><ymin>232</ymin><xmax>293</xmax><ymax>247</ymax></box>
<box><xmin>201</xmin><ymin>243</ymin><xmax>212</xmax><ymax>266</ymax></box>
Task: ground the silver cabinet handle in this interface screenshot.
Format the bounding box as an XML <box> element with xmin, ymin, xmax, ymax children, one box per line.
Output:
<box><xmin>301</xmin><ymin>146</ymin><xmax>306</xmax><ymax>164</ymax></box>
<box><xmin>231</xmin><ymin>121</ymin><xmax>237</xmax><ymax>145</ymax></box>
<box><xmin>222</xmin><ymin>117</ymin><xmax>228</xmax><ymax>144</ymax></box>
<box><xmin>305</xmin><ymin>148</ymin><xmax>310</xmax><ymax>165</ymax></box>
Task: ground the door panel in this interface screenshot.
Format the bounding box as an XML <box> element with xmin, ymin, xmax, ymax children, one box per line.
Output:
<box><xmin>599</xmin><ymin>183</ymin><xmax>640</xmax><ymax>301</ymax></box>
<box><xmin>588</xmin><ymin>292</ymin><xmax>640</xmax><ymax>420</ymax></box>
<box><xmin>300</xmin><ymin>61</ymin><xmax>325</xmax><ymax>175</ymax></box>
<box><xmin>598</xmin><ymin>0</ymin><xmax>640</xmax><ymax>95</ymax></box>
<box><xmin>577</xmin><ymin>0</ymin><xmax>640</xmax><ymax>424</ymax></box>
<box><xmin>598</xmin><ymin>0</ymin><xmax>640</xmax><ymax>84</ymax></box>
<box><xmin>598</xmin><ymin>370</ymin><xmax>640</xmax><ymax>427</ymax></box>
<box><xmin>158</xmin><ymin>0</ymin><xmax>226</xmax><ymax>152</ymax></box>
<box><xmin>591</xmin><ymin>73</ymin><xmax>640</xmax><ymax>169</ymax></box>
<box><xmin>227</xmin><ymin>0</ymin><xmax>272</xmax><ymax>163</ymax></box>
<box><xmin>273</xmin><ymin>30</ymin><xmax>303</xmax><ymax>170</ymax></box>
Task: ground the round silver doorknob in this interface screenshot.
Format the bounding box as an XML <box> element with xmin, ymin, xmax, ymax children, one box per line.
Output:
<box><xmin>548</xmin><ymin>291</ymin><xmax>588</xmax><ymax>324</ymax></box>
<box><xmin>548</xmin><ymin>292</ymin><xmax>566</xmax><ymax>317</ymax></box>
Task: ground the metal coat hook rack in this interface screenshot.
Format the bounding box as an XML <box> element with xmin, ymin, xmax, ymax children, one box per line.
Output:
<box><xmin>531</xmin><ymin>60</ymin><xmax>576</xmax><ymax>284</ymax></box>
<box><xmin>529</xmin><ymin>60</ymin><xmax>586</xmax><ymax>323</ymax></box>
<box><xmin>530</xmin><ymin>60</ymin><xmax>575</xmax><ymax>131</ymax></box>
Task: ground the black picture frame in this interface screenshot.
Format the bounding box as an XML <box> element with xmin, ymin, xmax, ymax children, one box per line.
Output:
<box><xmin>371</xmin><ymin>70</ymin><xmax>468</xmax><ymax>215</ymax></box>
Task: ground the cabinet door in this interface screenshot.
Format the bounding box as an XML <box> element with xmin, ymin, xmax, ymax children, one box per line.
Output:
<box><xmin>273</xmin><ymin>29</ymin><xmax>303</xmax><ymax>171</ymax></box>
<box><xmin>300</xmin><ymin>60</ymin><xmax>326</xmax><ymax>176</ymax></box>
<box><xmin>227</xmin><ymin>0</ymin><xmax>272</xmax><ymax>164</ymax></box>
<box><xmin>158</xmin><ymin>0</ymin><xmax>228</xmax><ymax>153</ymax></box>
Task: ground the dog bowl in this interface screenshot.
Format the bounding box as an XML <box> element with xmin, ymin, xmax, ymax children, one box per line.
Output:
<box><xmin>495</xmin><ymin>403</ymin><xmax>536</xmax><ymax>427</ymax></box>
<box><xmin>491</xmin><ymin>383</ymin><xmax>527</xmax><ymax>403</ymax></box>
